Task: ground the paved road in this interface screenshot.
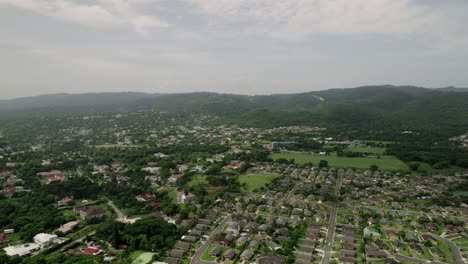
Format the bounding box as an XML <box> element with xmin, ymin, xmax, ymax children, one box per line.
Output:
<box><xmin>320</xmin><ymin>174</ymin><xmax>343</xmax><ymax>264</ymax></box>
<box><xmin>417</xmin><ymin>232</ymin><xmax>465</xmax><ymax>264</ymax></box>
<box><xmin>107</xmin><ymin>199</ymin><xmax>126</xmax><ymax>220</ymax></box>
<box><xmin>190</xmin><ymin>215</ymin><xmax>231</xmax><ymax>264</ymax></box>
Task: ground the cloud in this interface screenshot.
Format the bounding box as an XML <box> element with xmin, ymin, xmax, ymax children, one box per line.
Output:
<box><xmin>0</xmin><ymin>0</ymin><xmax>168</xmax><ymax>35</ymax></box>
<box><xmin>186</xmin><ymin>0</ymin><xmax>468</xmax><ymax>44</ymax></box>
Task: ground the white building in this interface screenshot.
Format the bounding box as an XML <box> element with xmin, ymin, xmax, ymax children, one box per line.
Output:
<box><xmin>3</xmin><ymin>243</ymin><xmax>41</xmax><ymax>256</ymax></box>
<box><xmin>33</xmin><ymin>233</ymin><xmax>57</xmax><ymax>248</ymax></box>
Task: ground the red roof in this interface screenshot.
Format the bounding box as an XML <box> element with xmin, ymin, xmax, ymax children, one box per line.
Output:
<box><xmin>385</xmin><ymin>230</ymin><xmax>398</xmax><ymax>237</ymax></box>
<box><xmin>118</xmin><ymin>244</ymin><xmax>128</xmax><ymax>249</ymax></box>
<box><xmin>0</xmin><ymin>171</ymin><xmax>13</xmax><ymax>177</ymax></box>
<box><xmin>3</xmin><ymin>185</ymin><xmax>16</xmax><ymax>191</ymax></box>
<box><xmin>140</xmin><ymin>194</ymin><xmax>155</xmax><ymax>201</ymax></box>
<box><xmin>37</xmin><ymin>170</ymin><xmax>63</xmax><ymax>177</ymax></box>
<box><xmin>0</xmin><ymin>233</ymin><xmax>10</xmax><ymax>243</ymax></box>
<box><xmin>171</xmin><ymin>174</ymin><xmax>183</xmax><ymax>179</ymax></box>
<box><xmin>147</xmin><ymin>202</ymin><xmax>161</xmax><ymax>207</ymax></box>
<box><xmin>84</xmin><ymin>207</ymin><xmax>105</xmax><ymax>217</ymax></box>
<box><xmin>48</xmin><ymin>177</ymin><xmax>65</xmax><ymax>183</ymax></box>
<box><xmin>446</xmin><ymin>225</ymin><xmax>464</xmax><ymax>232</ymax></box>
<box><xmin>82</xmin><ymin>246</ymin><xmax>103</xmax><ymax>255</ymax></box>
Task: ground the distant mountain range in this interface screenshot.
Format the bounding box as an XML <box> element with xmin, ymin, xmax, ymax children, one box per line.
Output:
<box><xmin>1</xmin><ymin>86</ymin><xmax>468</xmax><ymax>133</ymax></box>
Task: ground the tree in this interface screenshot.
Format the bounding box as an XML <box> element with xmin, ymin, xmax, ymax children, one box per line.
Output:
<box><xmin>408</xmin><ymin>162</ymin><xmax>420</xmax><ymax>171</ymax></box>
<box><xmin>319</xmin><ymin>160</ymin><xmax>328</xmax><ymax>168</ymax></box>
<box><xmin>370</xmin><ymin>164</ymin><xmax>379</xmax><ymax>171</ymax></box>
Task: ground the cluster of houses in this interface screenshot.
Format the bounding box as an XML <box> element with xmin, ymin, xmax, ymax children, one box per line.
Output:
<box><xmin>36</xmin><ymin>170</ymin><xmax>66</xmax><ymax>184</ymax></box>
<box><xmin>0</xmin><ymin>170</ymin><xmax>28</xmax><ymax>198</ymax></box>
<box><xmin>162</xmin><ymin>209</ymin><xmax>220</xmax><ymax>264</ymax></box>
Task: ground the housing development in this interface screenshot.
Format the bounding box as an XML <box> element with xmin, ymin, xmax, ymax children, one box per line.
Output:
<box><xmin>0</xmin><ymin>114</ymin><xmax>466</xmax><ymax>264</ymax></box>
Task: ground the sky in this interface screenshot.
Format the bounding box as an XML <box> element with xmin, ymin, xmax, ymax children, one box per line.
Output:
<box><xmin>1</xmin><ymin>0</ymin><xmax>468</xmax><ymax>99</ymax></box>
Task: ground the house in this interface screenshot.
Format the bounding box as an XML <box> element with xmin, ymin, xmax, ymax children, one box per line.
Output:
<box><xmin>36</xmin><ymin>170</ymin><xmax>63</xmax><ymax>177</ymax></box>
<box><xmin>426</xmin><ymin>222</ymin><xmax>437</xmax><ymax>231</ymax></box>
<box><xmin>47</xmin><ymin>177</ymin><xmax>65</xmax><ymax>184</ymax></box>
<box><xmin>339</xmin><ymin>257</ymin><xmax>356</xmax><ymax>263</ymax></box>
<box><xmin>240</xmin><ymin>249</ymin><xmax>254</xmax><ymax>261</ymax></box>
<box><xmin>0</xmin><ymin>233</ymin><xmax>10</xmax><ymax>244</ymax></box>
<box><xmin>236</xmin><ymin>236</ymin><xmax>248</xmax><ymax>246</ymax></box>
<box><xmin>374</xmin><ymin>240</ymin><xmax>388</xmax><ymax>250</ymax></box>
<box><xmin>79</xmin><ymin>207</ymin><xmax>106</xmax><ymax>220</ymax></box>
<box><xmin>163</xmin><ymin>257</ymin><xmax>181</xmax><ymax>264</ymax></box>
<box><xmin>296</xmin><ymin>252</ymin><xmax>313</xmax><ymax>262</ymax></box>
<box><xmin>3</xmin><ymin>243</ymin><xmax>41</xmax><ymax>256</ymax></box>
<box><xmin>266</xmin><ymin>240</ymin><xmax>282</xmax><ymax>251</ymax></box>
<box><xmin>181</xmin><ymin>235</ymin><xmax>198</xmax><ymax>243</ymax></box>
<box><xmin>214</xmin><ymin>234</ymin><xmax>229</xmax><ymax>246</ymax></box>
<box><xmin>223</xmin><ymin>248</ymin><xmax>236</xmax><ymax>260</ymax></box>
<box><xmin>188</xmin><ymin>229</ymin><xmax>203</xmax><ymax>236</ymax></box>
<box><xmin>147</xmin><ymin>202</ymin><xmax>161</xmax><ymax>207</ymax></box>
<box><xmin>34</xmin><ymin>233</ymin><xmax>57</xmax><ymax>248</ymax></box>
<box><xmin>136</xmin><ymin>194</ymin><xmax>155</xmax><ymax>202</ymax></box>
<box><xmin>256</xmin><ymin>253</ymin><xmax>286</xmax><ymax>264</ymax></box>
<box><xmin>340</xmin><ymin>249</ymin><xmax>355</xmax><ymax>257</ymax></box>
<box><xmin>57</xmin><ymin>196</ymin><xmax>73</xmax><ymax>207</ymax></box>
<box><xmin>363</xmin><ymin>228</ymin><xmax>381</xmax><ymax>237</ymax></box>
<box><xmin>385</xmin><ymin>230</ymin><xmax>398</xmax><ymax>239</ymax></box>
<box><xmin>81</xmin><ymin>246</ymin><xmax>103</xmax><ymax>256</ymax></box>
<box><xmin>209</xmin><ymin>246</ymin><xmax>221</xmax><ymax>256</ymax></box>
<box><xmin>169</xmin><ymin>174</ymin><xmax>183</xmax><ymax>183</ymax></box>
<box><xmin>57</xmin><ymin>221</ymin><xmax>79</xmax><ymax>234</ymax></box>
<box><xmin>168</xmin><ymin>249</ymin><xmax>185</xmax><ymax>258</ymax></box>
<box><xmin>176</xmin><ymin>242</ymin><xmax>192</xmax><ymax>250</ymax></box>
<box><xmin>367</xmin><ymin>250</ymin><xmax>387</xmax><ymax>258</ymax></box>
<box><xmin>409</xmin><ymin>243</ymin><xmax>422</xmax><ymax>253</ymax></box>
<box><xmin>176</xmin><ymin>190</ymin><xmax>195</xmax><ymax>203</ymax></box>
<box><xmin>249</xmin><ymin>240</ymin><xmax>260</xmax><ymax>249</ymax></box>
<box><xmin>176</xmin><ymin>164</ymin><xmax>188</xmax><ymax>172</ymax></box>
<box><xmin>445</xmin><ymin>225</ymin><xmax>464</xmax><ymax>233</ymax></box>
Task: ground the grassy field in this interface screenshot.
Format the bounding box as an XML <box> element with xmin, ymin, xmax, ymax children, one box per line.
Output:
<box><xmin>238</xmin><ymin>173</ymin><xmax>280</xmax><ymax>193</ymax></box>
<box><xmin>187</xmin><ymin>174</ymin><xmax>207</xmax><ymax>187</ymax></box>
<box><xmin>132</xmin><ymin>252</ymin><xmax>155</xmax><ymax>264</ymax></box>
<box><xmin>347</xmin><ymin>146</ymin><xmax>385</xmax><ymax>154</ymax></box>
<box><xmin>270</xmin><ymin>152</ymin><xmax>409</xmax><ymax>171</ymax></box>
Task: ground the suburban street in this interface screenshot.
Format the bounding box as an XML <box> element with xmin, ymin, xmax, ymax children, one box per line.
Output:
<box><xmin>190</xmin><ymin>215</ymin><xmax>231</xmax><ymax>264</ymax></box>
<box><xmin>320</xmin><ymin>174</ymin><xmax>343</xmax><ymax>264</ymax></box>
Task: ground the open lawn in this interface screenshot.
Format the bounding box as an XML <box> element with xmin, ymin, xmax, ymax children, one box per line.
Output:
<box><xmin>132</xmin><ymin>252</ymin><xmax>155</xmax><ymax>264</ymax></box>
<box><xmin>270</xmin><ymin>152</ymin><xmax>409</xmax><ymax>171</ymax></box>
<box><xmin>238</xmin><ymin>173</ymin><xmax>280</xmax><ymax>193</ymax></box>
<box><xmin>187</xmin><ymin>174</ymin><xmax>207</xmax><ymax>187</ymax></box>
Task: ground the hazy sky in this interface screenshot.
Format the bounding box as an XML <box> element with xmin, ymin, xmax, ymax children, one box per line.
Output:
<box><xmin>1</xmin><ymin>0</ymin><xmax>468</xmax><ymax>99</ymax></box>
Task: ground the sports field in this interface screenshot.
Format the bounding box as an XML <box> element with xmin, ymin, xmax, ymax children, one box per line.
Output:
<box><xmin>270</xmin><ymin>152</ymin><xmax>409</xmax><ymax>171</ymax></box>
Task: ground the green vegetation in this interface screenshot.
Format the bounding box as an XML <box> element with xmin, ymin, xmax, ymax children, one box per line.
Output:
<box><xmin>270</xmin><ymin>152</ymin><xmax>409</xmax><ymax>171</ymax></box>
<box><xmin>132</xmin><ymin>252</ymin><xmax>156</xmax><ymax>264</ymax></box>
<box><xmin>238</xmin><ymin>173</ymin><xmax>280</xmax><ymax>193</ymax></box>
<box><xmin>347</xmin><ymin>146</ymin><xmax>385</xmax><ymax>154</ymax></box>
<box><xmin>187</xmin><ymin>174</ymin><xmax>207</xmax><ymax>187</ymax></box>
